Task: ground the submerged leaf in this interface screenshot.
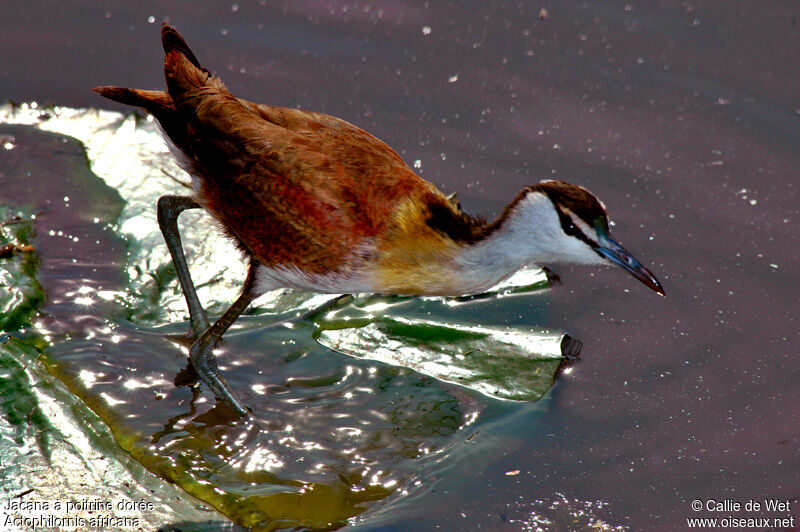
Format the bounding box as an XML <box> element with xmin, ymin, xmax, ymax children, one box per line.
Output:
<box><xmin>315</xmin><ymin>295</ymin><xmax>564</xmax><ymax>401</ymax></box>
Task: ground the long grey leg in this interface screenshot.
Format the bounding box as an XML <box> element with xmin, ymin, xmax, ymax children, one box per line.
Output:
<box><xmin>189</xmin><ymin>262</ymin><xmax>258</xmax><ymax>417</ymax></box>
<box><xmin>157</xmin><ymin>195</ymin><xmax>210</xmax><ymax>338</ymax></box>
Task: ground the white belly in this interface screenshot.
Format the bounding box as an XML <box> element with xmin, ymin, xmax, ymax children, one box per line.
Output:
<box><xmin>253</xmin><ymin>263</ymin><xmax>378</xmax><ymax>296</ymax></box>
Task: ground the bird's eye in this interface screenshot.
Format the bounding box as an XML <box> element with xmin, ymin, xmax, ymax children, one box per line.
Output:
<box><xmin>565</xmin><ymin>221</ymin><xmax>579</xmax><ymax>236</ymax></box>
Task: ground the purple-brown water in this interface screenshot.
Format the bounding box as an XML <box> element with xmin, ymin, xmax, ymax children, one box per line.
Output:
<box><xmin>2</xmin><ymin>1</ymin><xmax>798</xmax><ymax>530</ymax></box>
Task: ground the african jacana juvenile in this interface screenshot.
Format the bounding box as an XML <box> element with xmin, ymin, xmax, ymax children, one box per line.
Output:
<box><xmin>94</xmin><ymin>24</ymin><xmax>664</xmax><ymax>416</ymax></box>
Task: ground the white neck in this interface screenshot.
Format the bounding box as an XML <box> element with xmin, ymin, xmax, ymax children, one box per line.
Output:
<box><xmin>453</xmin><ymin>192</ymin><xmax>602</xmax><ymax>293</ymax></box>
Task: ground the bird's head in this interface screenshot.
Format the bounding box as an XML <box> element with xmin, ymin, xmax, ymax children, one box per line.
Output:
<box><xmin>506</xmin><ymin>180</ymin><xmax>665</xmax><ymax>295</ymax></box>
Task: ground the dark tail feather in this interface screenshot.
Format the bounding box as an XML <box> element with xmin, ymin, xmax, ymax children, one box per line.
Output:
<box><xmin>92</xmin><ymin>86</ymin><xmax>173</xmax><ymax>111</ymax></box>
<box><xmin>92</xmin><ymin>86</ymin><xmax>187</xmax><ymax>146</ymax></box>
<box><xmin>92</xmin><ymin>86</ymin><xmax>177</xmax><ymax>125</ymax></box>
<box><xmin>161</xmin><ymin>23</ymin><xmax>207</xmax><ymax>73</ymax></box>
<box><xmin>160</xmin><ymin>23</ymin><xmax>218</xmax><ymax>108</ymax></box>
<box><xmin>93</xmin><ymin>24</ymin><xmax>210</xmax><ymax>152</ymax></box>
<box><xmin>93</xmin><ymin>86</ymin><xmax>140</xmax><ymax>106</ymax></box>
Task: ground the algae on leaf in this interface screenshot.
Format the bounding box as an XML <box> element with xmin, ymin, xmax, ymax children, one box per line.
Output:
<box><xmin>0</xmin><ymin>207</ymin><xmax>43</xmax><ymax>332</ymax></box>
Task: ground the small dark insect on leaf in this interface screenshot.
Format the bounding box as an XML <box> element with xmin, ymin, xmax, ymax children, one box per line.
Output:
<box><xmin>0</xmin><ymin>243</ymin><xmax>35</xmax><ymax>259</ymax></box>
<box><xmin>0</xmin><ymin>244</ymin><xmax>16</xmax><ymax>258</ymax></box>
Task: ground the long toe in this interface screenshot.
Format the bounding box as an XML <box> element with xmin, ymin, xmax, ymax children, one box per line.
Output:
<box><xmin>189</xmin><ymin>342</ymin><xmax>249</xmax><ymax>417</ymax></box>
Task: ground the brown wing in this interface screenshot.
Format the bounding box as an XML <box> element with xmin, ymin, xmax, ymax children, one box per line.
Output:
<box><xmin>182</xmin><ymin>96</ymin><xmax>437</xmax><ymax>272</ymax></box>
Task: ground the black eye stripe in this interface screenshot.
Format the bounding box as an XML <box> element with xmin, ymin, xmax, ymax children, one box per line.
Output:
<box><xmin>555</xmin><ymin>208</ymin><xmax>599</xmax><ymax>248</ymax></box>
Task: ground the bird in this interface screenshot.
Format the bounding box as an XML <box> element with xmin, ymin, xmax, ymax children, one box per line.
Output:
<box><xmin>94</xmin><ymin>23</ymin><xmax>664</xmax><ymax>417</ymax></box>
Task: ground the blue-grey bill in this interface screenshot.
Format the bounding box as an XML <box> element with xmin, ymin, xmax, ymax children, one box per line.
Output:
<box><xmin>596</xmin><ymin>236</ymin><xmax>665</xmax><ymax>296</ymax></box>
